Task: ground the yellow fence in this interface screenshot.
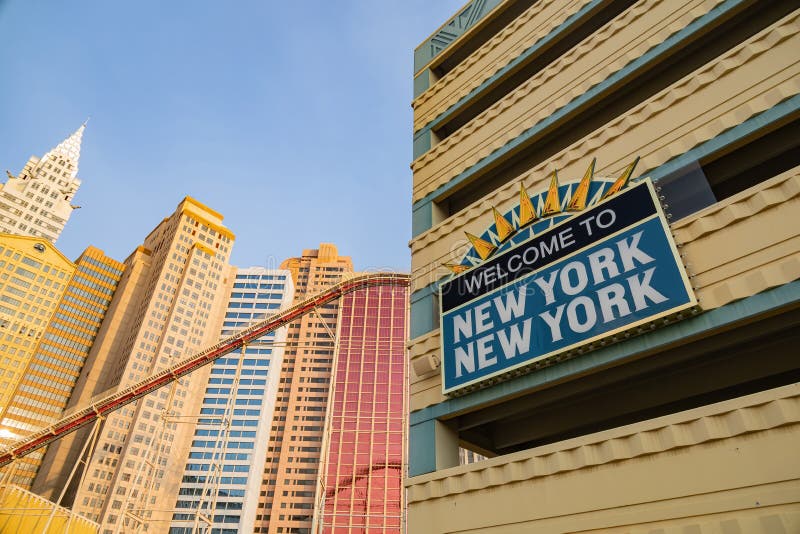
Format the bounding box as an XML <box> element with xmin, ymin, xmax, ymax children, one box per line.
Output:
<box><xmin>0</xmin><ymin>484</ymin><xmax>98</xmax><ymax>534</ymax></box>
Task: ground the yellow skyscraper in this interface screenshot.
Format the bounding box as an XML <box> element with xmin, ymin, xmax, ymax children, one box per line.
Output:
<box><xmin>0</xmin><ymin>246</ymin><xmax>124</xmax><ymax>489</ymax></box>
<box><xmin>0</xmin><ymin>234</ymin><xmax>74</xmax><ymax>413</ymax></box>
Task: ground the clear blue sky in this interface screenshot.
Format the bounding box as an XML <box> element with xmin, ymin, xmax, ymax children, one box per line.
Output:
<box><xmin>0</xmin><ymin>0</ymin><xmax>464</xmax><ymax>271</ymax></box>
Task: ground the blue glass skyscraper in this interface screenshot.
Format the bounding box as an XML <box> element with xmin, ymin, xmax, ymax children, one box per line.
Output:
<box><xmin>168</xmin><ymin>267</ymin><xmax>294</xmax><ymax>534</ymax></box>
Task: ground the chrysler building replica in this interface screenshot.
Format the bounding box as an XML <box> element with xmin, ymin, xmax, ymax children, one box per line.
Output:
<box><xmin>1</xmin><ymin>123</ymin><xmax>86</xmax><ymax>242</ymax></box>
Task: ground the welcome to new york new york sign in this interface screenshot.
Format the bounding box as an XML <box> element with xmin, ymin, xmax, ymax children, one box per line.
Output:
<box><xmin>440</xmin><ymin>179</ymin><xmax>697</xmax><ymax>395</ymax></box>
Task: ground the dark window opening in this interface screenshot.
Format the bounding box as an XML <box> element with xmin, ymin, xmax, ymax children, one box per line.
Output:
<box><xmin>658</xmin><ymin>116</ymin><xmax>800</xmax><ymax>221</ymax></box>
<box><xmin>455</xmin><ymin>305</ymin><xmax>800</xmax><ymax>457</ymax></box>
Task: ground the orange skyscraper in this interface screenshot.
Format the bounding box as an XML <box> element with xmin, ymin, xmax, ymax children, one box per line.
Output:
<box><xmin>254</xmin><ymin>244</ymin><xmax>352</xmax><ymax>534</ymax></box>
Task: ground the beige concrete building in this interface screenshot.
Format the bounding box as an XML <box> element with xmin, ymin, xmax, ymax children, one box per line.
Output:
<box><xmin>0</xmin><ymin>124</ymin><xmax>85</xmax><ymax>242</ymax></box>
<box><xmin>32</xmin><ymin>197</ymin><xmax>234</xmax><ymax>534</ymax></box>
<box><xmin>408</xmin><ymin>1</ymin><xmax>800</xmax><ymax>532</ymax></box>
<box><xmin>253</xmin><ymin>244</ymin><xmax>353</xmax><ymax>534</ymax></box>
<box><xmin>0</xmin><ymin>246</ymin><xmax>123</xmax><ymax>490</ymax></box>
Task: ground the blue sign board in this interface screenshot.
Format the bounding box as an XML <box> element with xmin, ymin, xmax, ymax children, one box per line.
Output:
<box><xmin>440</xmin><ymin>179</ymin><xmax>697</xmax><ymax>395</ymax></box>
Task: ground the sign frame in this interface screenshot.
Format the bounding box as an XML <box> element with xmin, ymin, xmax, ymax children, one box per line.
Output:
<box><xmin>439</xmin><ymin>178</ymin><xmax>698</xmax><ymax>396</ymax></box>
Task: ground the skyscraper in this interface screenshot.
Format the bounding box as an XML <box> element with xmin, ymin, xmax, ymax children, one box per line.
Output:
<box><xmin>0</xmin><ymin>124</ymin><xmax>86</xmax><ymax>242</ymax></box>
<box><xmin>0</xmin><ymin>246</ymin><xmax>124</xmax><ymax>490</ymax></box>
<box><xmin>0</xmin><ymin>234</ymin><xmax>75</xmax><ymax>413</ymax></box>
<box><xmin>314</xmin><ymin>282</ymin><xmax>408</xmax><ymax>533</ymax></box>
<box><xmin>167</xmin><ymin>267</ymin><xmax>294</xmax><ymax>534</ymax></box>
<box><xmin>254</xmin><ymin>244</ymin><xmax>353</xmax><ymax>534</ymax></box>
<box><xmin>32</xmin><ymin>197</ymin><xmax>234</xmax><ymax>534</ymax></box>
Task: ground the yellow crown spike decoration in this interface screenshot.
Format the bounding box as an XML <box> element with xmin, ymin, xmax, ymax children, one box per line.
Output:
<box><xmin>492</xmin><ymin>208</ymin><xmax>515</xmax><ymax>242</ymax></box>
<box><xmin>465</xmin><ymin>233</ymin><xmax>497</xmax><ymax>261</ymax></box>
<box><xmin>518</xmin><ymin>183</ymin><xmax>536</xmax><ymax>227</ymax></box>
<box><xmin>444</xmin><ymin>263</ymin><xmax>470</xmax><ymax>274</ymax></box>
<box><xmin>601</xmin><ymin>156</ymin><xmax>640</xmax><ymax>200</ymax></box>
<box><xmin>541</xmin><ymin>170</ymin><xmax>562</xmax><ymax>216</ymax></box>
<box><xmin>567</xmin><ymin>158</ymin><xmax>595</xmax><ymax>212</ymax></box>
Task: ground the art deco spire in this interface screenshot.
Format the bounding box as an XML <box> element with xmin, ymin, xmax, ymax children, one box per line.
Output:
<box><xmin>48</xmin><ymin>121</ymin><xmax>87</xmax><ymax>173</ymax></box>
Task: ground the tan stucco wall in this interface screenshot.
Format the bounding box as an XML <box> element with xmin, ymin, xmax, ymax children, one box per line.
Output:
<box><xmin>407</xmin><ymin>383</ymin><xmax>800</xmax><ymax>533</ymax></box>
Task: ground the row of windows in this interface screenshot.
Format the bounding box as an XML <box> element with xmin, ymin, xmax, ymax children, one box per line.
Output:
<box><xmin>13</xmin><ymin>391</ymin><xmax>69</xmax><ymax>411</ymax></box>
<box><xmin>213</xmin><ymin>358</ymin><xmax>270</xmax><ymax>367</ymax></box>
<box><xmin>22</xmin><ymin>366</ymin><xmax>75</xmax><ymax>391</ymax></box>
<box><xmin>222</xmin><ymin>321</ymin><xmax>282</xmax><ymax>341</ymax></box>
<box><xmin>17</xmin><ymin>380</ymin><xmax>72</xmax><ymax>399</ymax></box>
<box><xmin>202</xmin><ymin>399</ymin><xmax>263</xmax><ymax>411</ymax></box>
<box><xmin>192</xmin><ymin>429</ymin><xmax>257</xmax><ymax>440</ymax></box>
<box><xmin>20</xmin><ymin>256</ymin><xmax>42</xmax><ymax>269</ymax></box>
<box><xmin>4</xmin><ymin>285</ymin><xmax>26</xmax><ymax>299</ymax></box>
<box><xmin>177</xmin><ymin>487</ymin><xmax>247</xmax><ymax>497</ymax></box>
<box><xmin>234</xmin><ymin>274</ymin><xmax>285</xmax><ymax>281</ymax></box>
<box><xmin>72</xmin><ymin>272</ymin><xmax>116</xmax><ymax>297</ymax></box>
<box><xmin>0</xmin><ymin>293</ymin><xmax>21</xmax><ymax>307</ymax></box>
<box><xmin>224</xmin><ymin>312</ymin><xmax>267</xmax><ymax>320</ymax></box>
<box><xmin>54</xmin><ymin>311</ymin><xmax>100</xmax><ymax>332</ymax></box>
<box><xmin>0</xmin><ymin>258</ymin><xmax>66</xmax><ymax>282</ymax></box>
<box><xmin>204</xmin><ymin>388</ymin><xmax>264</xmax><ymax>396</ymax></box>
<box><xmin>62</xmin><ymin>294</ymin><xmax>103</xmax><ymax>314</ymax></box>
<box><xmin>210</xmin><ymin>368</ymin><xmax>268</xmax><ymax>376</ymax></box>
<box><xmin>188</xmin><ymin>451</ymin><xmax>252</xmax><ymax>460</ymax></box>
<box><xmin>42</xmin><ymin>332</ymin><xmax>90</xmax><ymax>352</ymax></box>
<box><xmin>191</xmin><ymin>440</ymin><xmax>254</xmax><ymax>450</ymax></box>
<box><xmin>185</xmin><ymin>463</ymin><xmax>250</xmax><ymax>473</ymax></box>
<box><xmin>67</xmin><ymin>284</ymin><xmax>111</xmax><ymax>307</ymax></box>
<box><xmin>234</xmin><ymin>399</ymin><xmax>263</xmax><ymax>406</ymax></box>
<box><xmin>14</xmin><ymin>265</ymin><xmax>38</xmax><ymax>280</ymax></box>
<box><xmin>8</xmin><ymin>275</ymin><xmax>31</xmax><ymax>289</ymax></box>
<box><xmin>59</xmin><ymin>301</ymin><xmax>101</xmax><ymax>322</ymax></box>
<box><xmin>175</xmin><ymin>499</ymin><xmax>243</xmax><ymax>510</ymax></box>
<box><xmin>229</xmin><ymin>292</ymin><xmax>284</xmax><ymax>300</ymax></box>
<box><xmin>227</xmin><ymin>302</ymin><xmax>280</xmax><ymax>310</ymax></box>
<box><xmin>49</xmin><ymin>320</ymin><xmax>95</xmax><ymax>341</ymax></box>
<box><xmin>4</xmin><ymin>406</ymin><xmax>57</xmax><ymax>426</ymax></box>
<box><xmin>80</xmin><ymin>255</ymin><xmax>123</xmax><ymax>277</ymax></box>
<box><xmin>208</xmin><ymin>378</ymin><xmax>267</xmax><ymax>386</ymax></box>
<box><xmin>199</xmin><ymin>408</ymin><xmax>261</xmax><ymax>417</ymax></box>
<box><xmin>31</xmin><ymin>349</ymin><xmax>82</xmax><ymax>372</ymax></box>
<box><xmin>27</xmin><ymin>362</ymin><xmax>77</xmax><ymax>383</ymax></box>
<box><xmin>231</xmin><ymin>280</ymin><xmax>285</xmax><ymax>288</ymax></box>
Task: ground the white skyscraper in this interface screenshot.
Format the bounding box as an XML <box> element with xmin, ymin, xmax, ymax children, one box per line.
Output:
<box><xmin>168</xmin><ymin>267</ymin><xmax>294</xmax><ymax>534</ymax></box>
<box><xmin>0</xmin><ymin>123</ymin><xmax>86</xmax><ymax>242</ymax></box>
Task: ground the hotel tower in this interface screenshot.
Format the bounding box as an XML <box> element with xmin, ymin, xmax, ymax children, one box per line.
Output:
<box><xmin>253</xmin><ymin>244</ymin><xmax>353</xmax><ymax>534</ymax></box>
<box><xmin>33</xmin><ymin>197</ymin><xmax>234</xmax><ymax>534</ymax></box>
<box><xmin>167</xmin><ymin>267</ymin><xmax>294</xmax><ymax>534</ymax></box>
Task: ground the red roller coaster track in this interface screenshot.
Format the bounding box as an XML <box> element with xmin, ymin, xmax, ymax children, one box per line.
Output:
<box><xmin>0</xmin><ymin>272</ymin><xmax>410</xmax><ymax>467</ymax></box>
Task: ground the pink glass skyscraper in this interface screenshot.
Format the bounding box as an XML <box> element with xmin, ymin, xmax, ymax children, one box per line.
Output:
<box><xmin>314</xmin><ymin>282</ymin><xmax>408</xmax><ymax>533</ymax></box>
